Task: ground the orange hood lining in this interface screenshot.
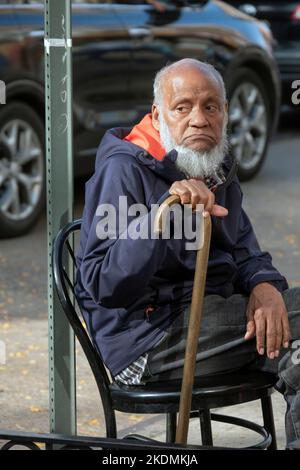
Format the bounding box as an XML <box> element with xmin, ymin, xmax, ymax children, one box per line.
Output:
<box><xmin>123</xmin><ymin>113</ymin><xmax>166</xmax><ymax>161</ymax></box>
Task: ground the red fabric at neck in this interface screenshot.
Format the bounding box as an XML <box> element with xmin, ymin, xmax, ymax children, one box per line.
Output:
<box><xmin>124</xmin><ymin>113</ymin><xmax>166</xmax><ymax>161</ymax></box>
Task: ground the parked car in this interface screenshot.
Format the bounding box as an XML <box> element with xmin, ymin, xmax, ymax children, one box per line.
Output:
<box><xmin>0</xmin><ymin>0</ymin><xmax>281</xmax><ymax>238</ymax></box>
<box><xmin>226</xmin><ymin>1</ymin><xmax>300</xmax><ymax>106</ymax></box>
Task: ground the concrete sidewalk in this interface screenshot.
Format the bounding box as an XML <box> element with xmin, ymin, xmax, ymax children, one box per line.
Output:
<box><xmin>0</xmin><ymin>316</ymin><xmax>288</xmax><ymax>448</ymax></box>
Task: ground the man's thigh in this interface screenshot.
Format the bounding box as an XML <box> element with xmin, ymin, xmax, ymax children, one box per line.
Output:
<box><xmin>145</xmin><ymin>292</ymin><xmax>257</xmax><ymax>381</ymax></box>
<box><xmin>145</xmin><ymin>287</ymin><xmax>300</xmax><ymax>382</ymax></box>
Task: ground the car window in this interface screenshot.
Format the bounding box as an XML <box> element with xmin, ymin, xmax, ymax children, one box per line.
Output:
<box><xmin>10</xmin><ymin>0</ymin><xmax>114</xmax><ymax>3</ymax></box>
<box><xmin>97</xmin><ymin>1</ymin><xmax>175</xmax><ymax>4</ymax></box>
<box><xmin>7</xmin><ymin>1</ymin><xmax>44</xmax><ymax>4</ymax></box>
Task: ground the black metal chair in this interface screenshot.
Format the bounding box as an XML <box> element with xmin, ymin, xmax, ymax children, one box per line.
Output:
<box><xmin>52</xmin><ymin>219</ymin><xmax>278</xmax><ymax>449</ymax></box>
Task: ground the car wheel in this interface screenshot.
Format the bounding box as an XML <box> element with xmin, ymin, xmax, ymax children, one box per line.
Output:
<box><xmin>0</xmin><ymin>102</ymin><xmax>45</xmax><ymax>238</ymax></box>
<box><xmin>227</xmin><ymin>68</ymin><xmax>271</xmax><ymax>181</ymax></box>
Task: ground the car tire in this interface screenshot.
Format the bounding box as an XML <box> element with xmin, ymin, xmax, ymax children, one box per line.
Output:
<box><xmin>227</xmin><ymin>68</ymin><xmax>271</xmax><ymax>181</ymax></box>
<box><xmin>0</xmin><ymin>101</ymin><xmax>45</xmax><ymax>238</ymax></box>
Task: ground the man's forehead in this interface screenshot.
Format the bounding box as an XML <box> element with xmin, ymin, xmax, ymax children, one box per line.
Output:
<box><xmin>163</xmin><ymin>68</ymin><xmax>222</xmax><ymax>98</ymax></box>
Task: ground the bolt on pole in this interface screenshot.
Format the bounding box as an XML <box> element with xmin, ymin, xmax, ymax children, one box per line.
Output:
<box><xmin>44</xmin><ymin>0</ymin><xmax>76</xmax><ymax>435</ymax></box>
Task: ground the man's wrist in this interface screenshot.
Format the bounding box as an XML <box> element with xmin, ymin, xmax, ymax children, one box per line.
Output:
<box><xmin>252</xmin><ymin>281</ymin><xmax>281</xmax><ymax>293</ymax></box>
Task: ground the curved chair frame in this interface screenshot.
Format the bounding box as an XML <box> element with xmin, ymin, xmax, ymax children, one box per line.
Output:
<box><xmin>53</xmin><ymin>219</ymin><xmax>278</xmax><ymax>449</ymax></box>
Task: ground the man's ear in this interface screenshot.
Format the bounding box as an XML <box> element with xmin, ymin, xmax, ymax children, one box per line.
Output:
<box><xmin>151</xmin><ymin>104</ymin><xmax>160</xmax><ymax>132</ymax></box>
<box><xmin>224</xmin><ymin>100</ymin><xmax>228</xmax><ymax>113</ymax></box>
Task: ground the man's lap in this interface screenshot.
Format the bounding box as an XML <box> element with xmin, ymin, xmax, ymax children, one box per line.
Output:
<box><xmin>143</xmin><ymin>286</ymin><xmax>300</xmax><ymax>383</ymax></box>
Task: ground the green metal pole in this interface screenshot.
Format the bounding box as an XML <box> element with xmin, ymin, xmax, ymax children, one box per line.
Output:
<box><xmin>44</xmin><ymin>0</ymin><xmax>76</xmax><ymax>435</ymax></box>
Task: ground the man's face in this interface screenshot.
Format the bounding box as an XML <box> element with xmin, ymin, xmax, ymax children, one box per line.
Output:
<box><xmin>152</xmin><ymin>67</ymin><xmax>227</xmax><ymax>153</ymax></box>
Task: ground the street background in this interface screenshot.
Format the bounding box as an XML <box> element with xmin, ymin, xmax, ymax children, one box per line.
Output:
<box><xmin>0</xmin><ymin>109</ymin><xmax>299</xmax><ymax>448</ymax></box>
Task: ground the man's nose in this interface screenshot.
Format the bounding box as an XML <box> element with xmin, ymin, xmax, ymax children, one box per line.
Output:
<box><xmin>189</xmin><ymin>108</ymin><xmax>209</xmax><ymax>127</ymax></box>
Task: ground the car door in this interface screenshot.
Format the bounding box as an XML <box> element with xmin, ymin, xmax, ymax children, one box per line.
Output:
<box><xmin>113</xmin><ymin>0</ymin><xmax>230</xmax><ymax>123</ymax></box>
<box><xmin>71</xmin><ymin>0</ymin><xmax>132</xmax><ymax>157</ymax></box>
<box><xmin>0</xmin><ymin>0</ymin><xmax>25</xmax><ymax>86</ymax></box>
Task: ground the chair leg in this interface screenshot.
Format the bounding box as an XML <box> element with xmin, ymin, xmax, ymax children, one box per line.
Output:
<box><xmin>199</xmin><ymin>409</ymin><xmax>213</xmax><ymax>446</ymax></box>
<box><xmin>166</xmin><ymin>413</ymin><xmax>177</xmax><ymax>443</ymax></box>
<box><xmin>261</xmin><ymin>396</ymin><xmax>277</xmax><ymax>450</ymax></box>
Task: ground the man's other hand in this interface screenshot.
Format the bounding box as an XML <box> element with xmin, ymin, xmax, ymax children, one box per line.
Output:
<box><xmin>169</xmin><ymin>179</ymin><xmax>228</xmax><ymax>217</ymax></box>
<box><xmin>244</xmin><ymin>282</ymin><xmax>290</xmax><ymax>359</ymax></box>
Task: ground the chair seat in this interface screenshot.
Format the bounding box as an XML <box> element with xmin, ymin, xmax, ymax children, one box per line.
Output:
<box><xmin>110</xmin><ymin>370</ymin><xmax>278</xmax><ymax>413</ymax></box>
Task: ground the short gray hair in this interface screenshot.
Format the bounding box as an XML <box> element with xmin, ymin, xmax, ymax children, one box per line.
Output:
<box><xmin>153</xmin><ymin>58</ymin><xmax>227</xmax><ymax>106</ymax></box>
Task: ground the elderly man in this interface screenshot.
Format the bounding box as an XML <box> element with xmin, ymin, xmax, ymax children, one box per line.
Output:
<box><xmin>75</xmin><ymin>59</ymin><xmax>300</xmax><ymax>446</ymax></box>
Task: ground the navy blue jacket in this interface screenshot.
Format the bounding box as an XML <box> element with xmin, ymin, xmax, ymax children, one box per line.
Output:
<box><xmin>75</xmin><ymin>125</ymin><xmax>288</xmax><ymax>376</ymax></box>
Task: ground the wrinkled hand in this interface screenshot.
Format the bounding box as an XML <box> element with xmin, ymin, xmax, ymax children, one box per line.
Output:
<box><xmin>244</xmin><ymin>282</ymin><xmax>290</xmax><ymax>359</ymax></box>
<box><xmin>169</xmin><ymin>179</ymin><xmax>228</xmax><ymax>218</ymax></box>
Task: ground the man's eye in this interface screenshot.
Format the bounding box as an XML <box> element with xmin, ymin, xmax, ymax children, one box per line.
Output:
<box><xmin>206</xmin><ymin>105</ymin><xmax>217</xmax><ymax>112</ymax></box>
<box><xmin>176</xmin><ymin>106</ymin><xmax>188</xmax><ymax>112</ymax></box>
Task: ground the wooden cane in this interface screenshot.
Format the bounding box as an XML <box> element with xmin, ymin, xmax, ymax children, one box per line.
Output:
<box><xmin>154</xmin><ymin>194</ymin><xmax>212</xmax><ymax>445</ymax></box>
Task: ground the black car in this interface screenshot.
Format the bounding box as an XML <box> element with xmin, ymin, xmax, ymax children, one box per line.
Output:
<box><xmin>226</xmin><ymin>1</ymin><xmax>300</xmax><ymax>106</ymax></box>
<box><xmin>0</xmin><ymin>0</ymin><xmax>281</xmax><ymax>237</ymax></box>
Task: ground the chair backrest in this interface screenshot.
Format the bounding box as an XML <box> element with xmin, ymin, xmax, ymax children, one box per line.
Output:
<box><xmin>52</xmin><ymin>219</ymin><xmax>117</xmax><ymax>436</ymax></box>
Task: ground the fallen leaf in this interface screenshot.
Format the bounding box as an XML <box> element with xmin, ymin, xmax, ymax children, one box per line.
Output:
<box><xmin>30</xmin><ymin>406</ymin><xmax>42</xmax><ymax>413</ymax></box>
<box><xmin>285</xmin><ymin>234</ymin><xmax>297</xmax><ymax>245</ymax></box>
<box><xmin>28</xmin><ymin>345</ymin><xmax>40</xmax><ymax>351</ymax></box>
<box><xmin>16</xmin><ymin>351</ymin><xmax>28</xmax><ymax>358</ymax></box>
<box><xmin>88</xmin><ymin>419</ymin><xmax>100</xmax><ymax>426</ymax></box>
<box><xmin>36</xmin><ymin>442</ymin><xmax>45</xmax><ymax>449</ymax></box>
<box><xmin>128</xmin><ymin>414</ymin><xmax>145</xmax><ymax>423</ymax></box>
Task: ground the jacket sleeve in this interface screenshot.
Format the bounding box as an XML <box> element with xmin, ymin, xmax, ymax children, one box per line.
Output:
<box><xmin>80</xmin><ymin>155</ymin><xmax>170</xmax><ymax>309</ymax></box>
<box><xmin>233</xmin><ymin>204</ymin><xmax>288</xmax><ymax>295</ymax></box>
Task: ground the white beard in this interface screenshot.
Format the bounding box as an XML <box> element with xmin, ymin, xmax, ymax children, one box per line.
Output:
<box><xmin>159</xmin><ymin>115</ymin><xmax>229</xmax><ymax>180</ymax></box>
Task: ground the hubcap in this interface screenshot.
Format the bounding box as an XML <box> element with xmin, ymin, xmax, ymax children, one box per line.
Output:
<box><xmin>0</xmin><ymin>119</ymin><xmax>43</xmax><ymax>221</ymax></box>
<box><xmin>229</xmin><ymin>82</ymin><xmax>268</xmax><ymax>172</ymax></box>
